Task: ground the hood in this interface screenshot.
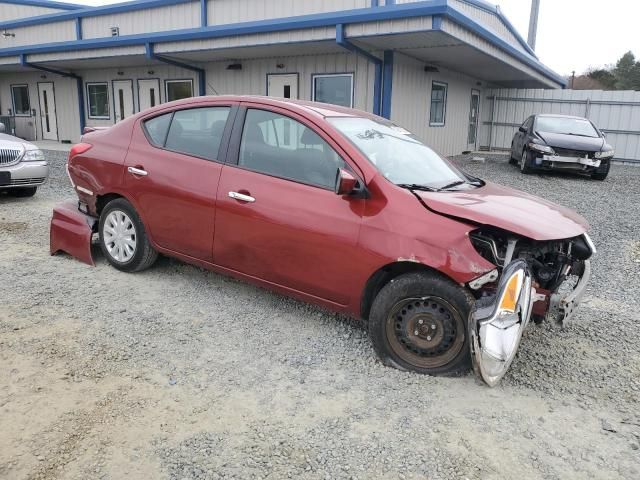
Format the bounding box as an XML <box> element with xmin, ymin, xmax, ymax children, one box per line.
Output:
<box><xmin>0</xmin><ymin>133</ymin><xmax>31</xmax><ymax>150</ymax></box>
<box><xmin>536</xmin><ymin>131</ymin><xmax>604</xmax><ymax>152</ymax></box>
<box><xmin>415</xmin><ymin>182</ymin><xmax>588</xmax><ymax>241</ymax></box>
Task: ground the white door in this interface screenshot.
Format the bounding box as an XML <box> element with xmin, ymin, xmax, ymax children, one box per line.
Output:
<box><xmin>467</xmin><ymin>90</ymin><xmax>481</xmax><ymax>149</ymax></box>
<box><xmin>112</xmin><ymin>80</ymin><xmax>134</xmax><ymax>122</ymax></box>
<box><xmin>138</xmin><ymin>79</ymin><xmax>161</xmax><ymax>112</ymax></box>
<box><xmin>267</xmin><ymin>74</ymin><xmax>299</xmax><ymax>99</ymax></box>
<box><xmin>38</xmin><ymin>82</ymin><xmax>58</xmax><ymax>141</ymax></box>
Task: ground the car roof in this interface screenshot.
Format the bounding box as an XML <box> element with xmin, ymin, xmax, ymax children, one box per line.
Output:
<box><xmin>152</xmin><ymin>95</ymin><xmax>378</xmax><ymax>120</ymax></box>
<box><xmin>535</xmin><ymin>114</ymin><xmax>589</xmax><ymax>121</ymax></box>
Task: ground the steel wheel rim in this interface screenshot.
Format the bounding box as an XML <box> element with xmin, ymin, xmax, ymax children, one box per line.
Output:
<box><xmin>103</xmin><ymin>210</ymin><xmax>137</xmax><ymax>263</ymax></box>
<box><xmin>385</xmin><ymin>296</ymin><xmax>465</xmax><ymax>369</ymax></box>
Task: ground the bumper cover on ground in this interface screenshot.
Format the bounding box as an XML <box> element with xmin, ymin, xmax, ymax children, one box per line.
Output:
<box><xmin>50</xmin><ymin>200</ymin><xmax>97</xmax><ymax>266</ymax></box>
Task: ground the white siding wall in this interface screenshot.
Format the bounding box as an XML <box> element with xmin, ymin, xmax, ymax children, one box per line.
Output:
<box><xmin>207</xmin><ymin>0</ymin><xmax>370</xmax><ymax>25</ymax></box>
<box><xmin>1</xmin><ymin>20</ymin><xmax>76</xmax><ymax>48</ymax></box>
<box><xmin>0</xmin><ymin>71</ymin><xmax>79</xmax><ymax>142</ymax></box>
<box><xmin>203</xmin><ymin>52</ymin><xmax>376</xmax><ymax>113</ymax></box>
<box><xmin>0</xmin><ymin>3</ymin><xmax>64</xmax><ymax>22</ymax></box>
<box><xmin>82</xmin><ymin>2</ymin><xmax>200</xmax><ymax>39</ymax></box>
<box><xmin>390</xmin><ymin>53</ymin><xmax>482</xmax><ymax>156</ymax></box>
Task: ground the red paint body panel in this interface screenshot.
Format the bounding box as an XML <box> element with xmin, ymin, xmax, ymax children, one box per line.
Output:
<box><xmin>50</xmin><ymin>200</ymin><xmax>96</xmax><ymax>266</ymax></box>
<box><xmin>58</xmin><ymin>95</ymin><xmax>590</xmax><ymax>319</ymax></box>
<box><xmin>416</xmin><ymin>182</ymin><xmax>588</xmax><ymax>241</ymax></box>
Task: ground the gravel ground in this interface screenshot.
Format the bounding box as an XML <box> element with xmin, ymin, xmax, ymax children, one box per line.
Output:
<box><xmin>1</xmin><ymin>151</ymin><xmax>639</xmax><ymax>480</ymax></box>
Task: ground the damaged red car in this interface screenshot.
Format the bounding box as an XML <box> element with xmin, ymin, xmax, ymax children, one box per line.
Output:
<box><xmin>51</xmin><ymin>96</ymin><xmax>595</xmax><ymax>387</ymax></box>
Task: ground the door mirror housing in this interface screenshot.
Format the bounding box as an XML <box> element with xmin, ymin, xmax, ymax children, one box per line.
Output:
<box><xmin>335</xmin><ymin>169</ymin><xmax>358</xmax><ymax>196</ymax></box>
<box><xmin>518</xmin><ymin>126</ymin><xmax>527</xmax><ymax>133</ymax></box>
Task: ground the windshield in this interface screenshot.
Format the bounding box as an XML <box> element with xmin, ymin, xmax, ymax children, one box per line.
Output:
<box><xmin>327</xmin><ymin>117</ymin><xmax>469</xmax><ymax>189</ymax></box>
<box><xmin>535</xmin><ymin>116</ymin><xmax>600</xmax><ymax>138</ymax></box>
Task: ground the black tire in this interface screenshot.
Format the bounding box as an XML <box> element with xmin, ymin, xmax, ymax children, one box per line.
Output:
<box><xmin>99</xmin><ymin>198</ymin><xmax>157</xmax><ymax>272</ymax></box>
<box><xmin>520</xmin><ymin>148</ymin><xmax>534</xmax><ymax>174</ymax></box>
<box><xmin>509</xmin><ymin>142</ymin><xmax>518</xmax><ymax>164</ymax></box>
<box><xmin>592</xmin><ymin>160</ymin><xmax>610</xmax><ymax>181</ymax></box>
<box><xmin>10</xmin><ymin>187</ymin><xmax>37</xmax><ymax>197</ymax></box>
<box><xmin>368</xmin><ymin>271</ymin><xmax>475</xmax><ymax>376</ymax></box>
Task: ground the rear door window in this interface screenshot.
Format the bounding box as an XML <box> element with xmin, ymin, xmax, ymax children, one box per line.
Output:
<box><xmin>144</xmin><ymin>107</ymin><xmax>231</xmax><ymax>161</ymax></box>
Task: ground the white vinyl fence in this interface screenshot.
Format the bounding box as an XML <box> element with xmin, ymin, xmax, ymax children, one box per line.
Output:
<box><xmin>480</xmin><ymin>89</ymin><xmax>640</xmax><ymax>164</ymax></box>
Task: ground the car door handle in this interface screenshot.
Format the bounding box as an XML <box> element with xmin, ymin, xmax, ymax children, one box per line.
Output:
<box><xmin>228</xmin><ymin>191</ymin><xmax>255</xmax><ymax>203</ymax></box>
<box><xmin>127</xmin><ymin>166</ymin><xmax>148</xmax><ymax>177</ymax></box>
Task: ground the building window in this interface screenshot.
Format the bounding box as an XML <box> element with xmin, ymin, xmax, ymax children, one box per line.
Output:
<box><xmin>11</xmin><ymin>85</ymin><xmax>30</xmax><ymax>116</ymax></box>
<box><xmin>429</xmin><ymin>81</ymin><xmax>448</xmax><ymax>126</ymax></box>
<box><xmin>312</xmin><ymin>74</ymin><xmax>354</xmax><ymax>108</ymax></box>
<box><xmin>86</xmin><ymin>83</ymin><xmax>110</xmax><ymax>119</ymax></box>
<box><xmin>165</xmin><ymin>80</ymin><xmax>194</xmax><ymax>102</ymax></box>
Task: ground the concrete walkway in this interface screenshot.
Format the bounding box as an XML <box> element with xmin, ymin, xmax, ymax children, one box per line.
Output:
<box><xmin>34</xmin><ymin>140</ymin><xmax>72</xmax><ymax>152</ymax></box>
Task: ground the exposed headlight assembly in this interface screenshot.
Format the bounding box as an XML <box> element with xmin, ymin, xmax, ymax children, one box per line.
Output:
<box><xmin>22</xmin><ymin>149</ymin><xmax>46</xmax><ymax>162</ymax></box>
<box><xmin>528</xmin><ymin>143</ymin><xmax>555</xmax><ymax>154</ymax></box>
<box><xmin>595</xmin><ymin>149</ymin><xmax>615</xmax><ymax>159</ymax></box>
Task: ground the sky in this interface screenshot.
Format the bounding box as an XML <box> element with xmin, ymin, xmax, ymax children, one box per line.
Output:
<box><xmin>58</xmin><ymin>0</ymin><xmax>639</xmax><ymax>77</ymax></box>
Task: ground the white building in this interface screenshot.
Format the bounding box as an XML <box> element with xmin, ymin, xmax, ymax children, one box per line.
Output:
<box><xmin>0</xmin><ymin>0</ymin><xmax>564</xmax><ymax>156</ymax></box>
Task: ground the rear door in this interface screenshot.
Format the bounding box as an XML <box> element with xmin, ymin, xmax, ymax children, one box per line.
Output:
<box><xmin>124</xmin><ymin>103</ymin><xmax>236</xmax><ymax>261</ymax></box>
<box><xmin>213</xmin><ymin>105</ymin><xmax>365</xmax><ymax>305</ymax></box>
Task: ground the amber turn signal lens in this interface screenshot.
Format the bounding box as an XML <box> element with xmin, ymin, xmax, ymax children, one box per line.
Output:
<box><xmin>498</xmin><ymin>271</ymin><xmax>522</xmax><ymax>313</ymax></box>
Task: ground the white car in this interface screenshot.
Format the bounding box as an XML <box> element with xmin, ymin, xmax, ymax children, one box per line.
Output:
<box><xmin>0</xmin><ymin>131</ymin><xmax>49</xmax><ymax>197</ymax></box>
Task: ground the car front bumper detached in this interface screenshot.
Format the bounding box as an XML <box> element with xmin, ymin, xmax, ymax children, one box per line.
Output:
<box><xmin>50</xmin><ymin>200</ymin><xmax>97</xmax><ymax>266</ymax></box>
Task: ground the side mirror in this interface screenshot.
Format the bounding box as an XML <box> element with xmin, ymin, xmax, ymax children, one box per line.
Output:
<box><xmin>335</xmin><ymin>168</ymin><xmax>358</xmax><ymax>196</ymax></box>
<box><xmin>518</xmin><ymin>126</ymin><xmax>527</xmax><ymax>133</ymax></box>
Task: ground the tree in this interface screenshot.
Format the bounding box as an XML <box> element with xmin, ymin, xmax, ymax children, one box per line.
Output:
<box><xmin>586</xmin><ymin>69</ymin><xmax>617</xmax><ymax>90</ymax></box>
<box><xmin>613</xmin><ymin>51</ymin><xmax>640</xmax><ymax>90</ymax></box>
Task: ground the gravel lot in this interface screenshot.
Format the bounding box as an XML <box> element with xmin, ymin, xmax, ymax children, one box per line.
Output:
<box><xmin>1</xmin><ymin>151</ymin><xmax>639</xmax><ymax>480</ymax></box>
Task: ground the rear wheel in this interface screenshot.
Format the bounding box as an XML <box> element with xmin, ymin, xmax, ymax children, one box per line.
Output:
<box><xmin>99</xmin><ymin>198</ymin><xmax>157</xmax><ymax>272</ymax></box>
<box><xmin>368</xmin><ymin>272</ymin><xmax>474</xmax><ymax>376</ymax></box>
<box><xmin>520</xmin><ymin>149</ymin><xmax>534</xmax><ymax>174</ymax></box>
<box><xmin>10</xmin><ymin>187</ymin><xmax>37</xmax><ymax>197</ymax></box>
<box><xmin>592</xmin><ymin>160</ymin><xmax>610</xmax><ymax>181</ymax></box>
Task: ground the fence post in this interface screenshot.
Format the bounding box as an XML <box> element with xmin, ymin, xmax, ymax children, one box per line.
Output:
<box><xmin>585</xmin><ymin>98</ymin><xmax>591</xmax><ymax>118</ymax></box>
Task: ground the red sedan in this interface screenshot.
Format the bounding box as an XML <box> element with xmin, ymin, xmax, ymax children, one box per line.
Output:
<box><xmin>51</xmin><ymin>96</ymin><xmax>594</xmax><ymax>386</ymax></box>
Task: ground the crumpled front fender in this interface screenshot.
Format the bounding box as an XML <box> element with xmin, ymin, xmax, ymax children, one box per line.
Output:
<box><xmin>50</xmin><ymin>200</ymin><xmax>97</xmax><ymax>266</ymax></box>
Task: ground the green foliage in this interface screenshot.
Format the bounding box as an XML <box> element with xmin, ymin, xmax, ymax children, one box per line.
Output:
<box><xmin>584</xmin><ymin>51</ymin><xmax>640</xmax><ymax>91</ymax></box>
<box><xmin>586</xmin><ymin>69</ymin><xmax>617</xmax><ymax>90</ymax></box>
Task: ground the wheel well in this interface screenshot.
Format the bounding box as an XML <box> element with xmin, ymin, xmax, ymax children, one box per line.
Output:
<box><xmin>360</xmin><ymin>261</ymin><xmax>449</xmax><ymax>321</ymax></box>
<box><xmin>95</xmin><ymin>193</ymin><xmax>124</xmax><ymax>217</ymax></box>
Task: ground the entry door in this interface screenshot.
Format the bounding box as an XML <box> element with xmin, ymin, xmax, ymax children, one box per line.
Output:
<box><xmin>267</xmin><ymin>74</ymin><xmax>299</xmax><ymax>99</ymax></box>
<box><xmin>112</xmin><ymin>80</ymin><xmax>134</xmax><ymax>122</ymax></box>
<box><xmin>138</xmin><ymin>79</ymin><xmax>161</xmax><ymax>112</ymax></box>
<box><xmin>38</xmin><ymin>82</ymin><xmax>58</xmax><ymax>141</ymax></box>
<box><xmin>467</xmin><ymin>90</ymin><xmax>481</xmax><ymax>149</ymax></box>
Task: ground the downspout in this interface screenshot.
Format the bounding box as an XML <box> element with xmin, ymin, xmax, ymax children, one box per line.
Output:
<box><xmin>20</xmin><ymin>53</ymin><xmax>86</xmax><ymax>135</ymax></box>
<box><xmin>145</xmin><ymin>43</ymin><xmax>206</xmax><ymax>96</ymax></box>
<box><xmin>336</xmin><ymin>24</ymin><xmax>382</xmax><ymax>116</ymax></box>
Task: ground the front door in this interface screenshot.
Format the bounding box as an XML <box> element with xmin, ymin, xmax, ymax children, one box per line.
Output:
<box><xmin>138</xmin><ymin>79</ymin><xmax>161</xmax><ymax>112</ymax></box>
<box><xmin>213</xmin><ymin>105</ymin><xmax>364</xmax><ymax>305</ymax></box>
<box><xmin>37</xmin><ymin>82</ymin><xmax>57</xmax><ymax>141</ymax></box>
<box><xmin>124</xmin><ymin>104</ymin><xmax>235</xmax><ymax>261</ymax></box>
<box><xmin>267</xmin><ymin>74</ymin><xmax>299</xmax><ymax>100</ymax></box>
<box><xmin>467</xmin><ymin>89</ymin><xmax>480</xmax><ymax>149</ymax></box>
<box><xmin>112</xmin><ymin>80</ymin><xmax>134</xmax><ymax>122</ymax></box>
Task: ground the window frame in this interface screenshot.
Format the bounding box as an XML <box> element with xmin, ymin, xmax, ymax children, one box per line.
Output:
<box><xmin>311</xmin><ymin>73</ymin><xmax>355</xmax><ymax>108</ymax></box>
<box><xmin>10</xmin><ymin>84</ymin><xmax>31</xmax><ymax>117</ymax></box>
<box><xmin>429</xmin><ymin>81</ymin><xmax>448</xmax><ymax>127</ymax></box>
<box><xmin>165</xmin><ymin>79</ymin><xmax>194</xmax><ymax>103</ymax></box>
<box><xmin>140</xmin><ymin>105</ymin><xmax>236</xmax><ymax>164</ymax></box>
<box><xmin>86</xmin><ymin>82</ymin><xmax>111</xmax><ymax>120</ymax></box>
<box><xmin>228</xmin><ymin>106</ymin><xmax>352</xmax><ymax>192</ymax></box>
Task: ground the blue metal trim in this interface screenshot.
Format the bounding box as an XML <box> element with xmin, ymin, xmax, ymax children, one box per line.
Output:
<box><xmin>1</xmin><ymin>0</ymin><xmax>84</xmax><ymax>10</ymax></box>
<box><xmin>200</xmin><ymin>0</ymin><xmax>207</xmax><ymax>27</ymax></box>
<box><xmin>0</xmin><ymin>0</ymin><xmax>197</xmax><ymax>29</ymax></box>
<box><xmin>432</xmin><ymin>14</ymin><xmax>442</xmax><ymax>30</ymax></box>
<box><xmin>19</xmin><ymin>53</ymin><xmax>86</xmax><ymax>133</ymax></box>
<box><xmin>381</xmin><ymin>50</ymin><xmax>393</xmax><ymax>119</ymax></box>
<box><xmin>145</xmin><ymin>43</ymin><xmax>206</xmax><ymax>96</ymax></box>
<box><xmin>1</xmin><ymin>1</ymin><xmax>564</xmax><ymax>87</ymax></box>
<box><xmin>335</xmin><ymin>24</ymin><xmax>381</xmax><ymax>116</ymax></box>
<box><xmin>75</xmin><ymin>17</ymin><xmax>82</xmax><ymax>39</ymax></box>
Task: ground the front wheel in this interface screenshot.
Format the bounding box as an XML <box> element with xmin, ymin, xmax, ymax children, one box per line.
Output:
<box><xmin>99</xmin><ymin>198</ymin><xmax>157</xmax><ymax>272</ymax></box>
<box><xmin>368</xmin><ymin>272</ymin><xmax>474</xmax><ymax>376</ymax></box>
<box><xmin>520</xmin><ymin>149</ymin><xmax>534</xmax><ymax>174</ymax></box>
<box><xmin>592</xmin><ymin>160</ymin><xmax>610</xmax><ymax>181</ymax></box>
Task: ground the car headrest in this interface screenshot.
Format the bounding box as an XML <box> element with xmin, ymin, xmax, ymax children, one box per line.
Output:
<box><xmin>300</xmin><ymin>127</ymin><xmax>323</xmax><ymax>146</ymax></box>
